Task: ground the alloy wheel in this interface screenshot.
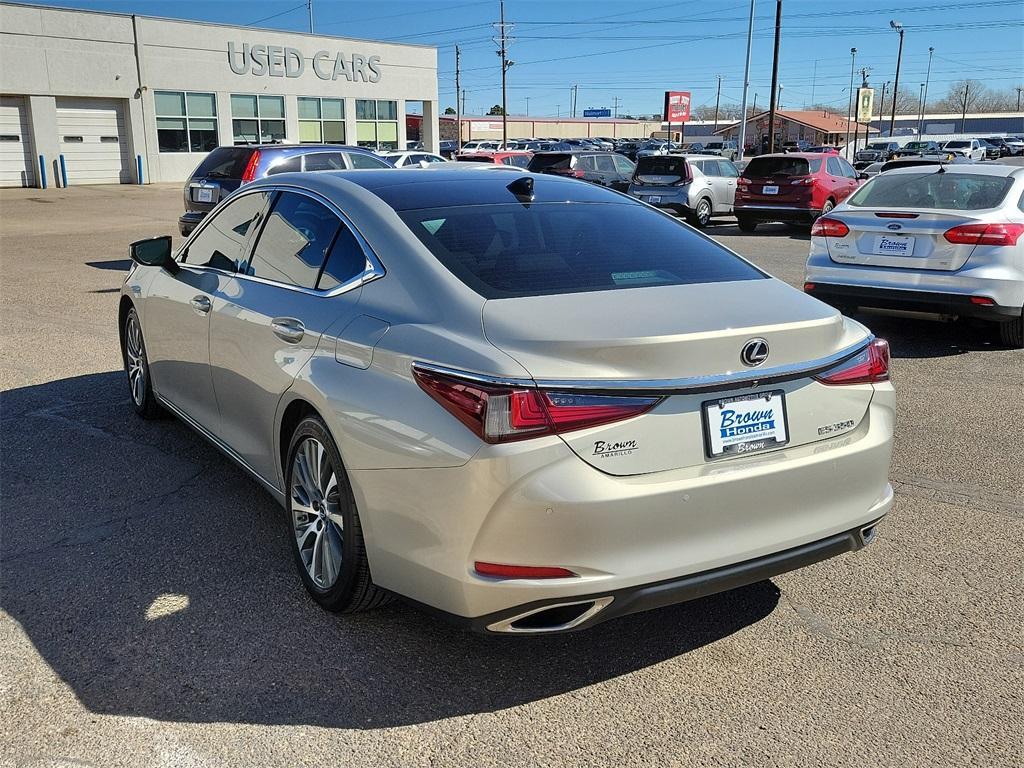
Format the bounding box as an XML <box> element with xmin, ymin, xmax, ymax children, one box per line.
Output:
<box><xmin>290</xmin><ymin>437</ymin><xmax>345</xmax><ymax>588</ymax></box>
<box><xmin>697</xmin><ymin>200</ymin><xmax>711</xmax><ymax>226</ymax></box>
<box><xmin>125</xmin><ymin>313</ymin><xmax>146</xmax><ymax>406</ymax></box>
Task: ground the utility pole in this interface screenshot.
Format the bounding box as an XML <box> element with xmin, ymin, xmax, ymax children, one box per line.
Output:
<box><xmin>846</xmin><ymin>47</ymin><xmax>857</xmax><ymax>159</ymax></box>
<box><xmin>713</xmin><ymin>75</ymin><xmax>723</xmax><ymax>133</ymax></box>
<box><xmin>917</xmin><ymin>83</ymin><xmax>925</xmax><ymax>136</ymax></box>
<box><xmin>961</xmin><ymin>81</ymin><xmax>970</xmax><ymax>133</ymax></box>
<box><xmin>766</xmin><ymin>0</ymin><xmax>782</xmax><ymax>153</ymax></box>
<box><xmin>307</xmin><ymin>0</ymin><xmax>313</xmax><ymax>33</ymax></box>
<box><xmin>495</xmin><ymin>0</ymin><xmax>512</xmax><ymax>145</ymax></box>
<box><xmin>455</xmin><ymin>45</ymin><xmax>462</xmax><ymax>151</ymax></box>
<box><xmin>571</xmin><ymin>84</ymin><xmax>579</xmax><ymax>117</ymax></box>
<box><xmin>461</xmin><ymin>88</ymin><xmax>466</xmax><ymax>115</ymax></box>
<box><xmin>856</xmin><ymin>68</ymin><xmax>869</xmax><ymax>154</ymax></box>
<box><xmin>525</xmin><ymin>96</ymin><xmax>530</xmax><ymax>116</ymax></box>
<box><xmin>921</xmin><ymin>46</ymin><xmax>934</xmax><ymax>134</ymax></box>
<box><xmin>1016</xmin><ymin>86</ymin><xmax>1022</xmax><ymax>111</ymax></box>
<box><xmin>810</xmin><ymin>59</ymin><xmax>818</xmax><ymax>106</ymax></box>
<box><xmin>737</xmin><ymin>0</ymin><xmax>756</xmax><ymax>160</ymax></box>
<box><xmin>888</xmin><ymin>20</ymin><xmax>904</xmax><ymax>138</ymax></box>
<box><xmin>613</xmin><ymin>96</ymin><xmax>621</xmax><ymax>118</ymax></box>
<box><xmin>878</xmin><ymin>81</ymin><xmax>888</xmax><ymax>138</ymax></box>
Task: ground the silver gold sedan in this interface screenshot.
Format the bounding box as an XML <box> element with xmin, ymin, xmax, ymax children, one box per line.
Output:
<box><xmin>121</xmin><ymin>168</ymin><xmax>894</xmax><ymax>634</ymax></box>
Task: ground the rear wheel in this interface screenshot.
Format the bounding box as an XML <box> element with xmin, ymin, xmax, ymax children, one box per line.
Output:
<box><xmin>737</xmin><ymin>216</ymin><xmax>757</xmax><ymax>232</ymax></box>
<box><xmin>998</xmin><ymin>310</ymin><xmax>1024</xmax><ymax>349</ymax></box>
<box><xmin>815</xmin><ymin>199</ymin><xmax>835</xmax><ymax>221</ymax></box>
<box><xmin>286</xmin><ymin>416</ymin><xmax>390</xmax><ymax>613</ymax></box>
<box><xmin>688</xmin><ymin>198</ymin><xmax>713</xmax><ymax>228</ymax></box>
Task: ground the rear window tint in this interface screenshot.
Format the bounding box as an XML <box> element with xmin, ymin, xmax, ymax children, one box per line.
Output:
<box><xmin>528</xmin><ymin>153</ymin><xmax>574</xmax><ymax>171</ymax></box>
<box><xmin>634</xmin><ymin>156</ymin><xmax>689</xmax><ymax>184</ymax></box>
<box><xmin>399</xmin><ymin>202</ymin><xmax>765</xmax><ymax>299</ymax></box>
<box><xmin>193</xmin><ymin>147</ymin><xmax>255</xmax><ymax>179</ymax></box>
<box><xmin>848</xmin><ymin>172</ymin><xmax>1015</xmax><ymax>210</ymax></box>
<box><xmin>744</xmin><ymin>156</ymin><xmax>820</xmax><ymax>177</ymax></box>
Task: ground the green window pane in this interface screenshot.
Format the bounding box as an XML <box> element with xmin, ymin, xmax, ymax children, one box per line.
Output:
<box><xmin>377</xmin><ymin>121</ymin><xmax>398</xmax><ymax>142</ymax></box>
<box><xmin>188</xmin><ymin>117</ymin><xmax>217</xmax><ymax>132</ymax></box>
<box><xmin>186</xmin><ymin>92</ymin><xmax>216</xmax><ymax>117</ymax></box>
<box><xmin>323</xmin><ymin>121</ymin><xmax>345</xmax><ymax>143</ymax></box>
<box><xmin>231</xmin><ymin>94</ymin><xmax>257</xmax><ymax>118</ymax></box>
<box><xmin>356</xmin><ymin>99</ymin><xmax>375</xmax><ymax>120</ymax></box>
<box><xmin>157</xmin><ymin>117</ymin><xmax>186</xmax><ymax>130</ymax></box>
<box><xmin>322</xmin><ymin>98</ymin><xmax>344</xmax><ymax>120</ymax></box>
<box><xmin>356</xmin><ymin>121</ymin><xmax>377</xmax><ymax>142</ymax></box>
<box><xmin>155</xmin><ymin>91</ymin><xmax>185</xmax><ymax>117</ymax></box>
<box><xmin>259</xmin><ymin>95</ymin><xmax>285</xmax><ymax>119</ymax></box>
<box><xmin>298</xmin><ymin>97</ymin><xmax>320</xmax><ymax>120</ymax></box>
<box><xmin>299</xmin><ymin>120</ymin><xmax>323</xmax><ymax>143</ymax></box>
<box><xmin>377</xmin><ymin>100</ymin><xmax>397</xmax><ymax>120</ymax></box>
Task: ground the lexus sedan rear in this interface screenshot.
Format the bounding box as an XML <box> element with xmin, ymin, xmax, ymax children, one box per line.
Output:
<box><xmin>121</xmin><ymin>168</ymin><xmax>894</xmax><ymax>634</ymax></box>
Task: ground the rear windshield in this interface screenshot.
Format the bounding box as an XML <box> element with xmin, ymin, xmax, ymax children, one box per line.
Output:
<box><xmin>192</xmin><ymin>147</ymin><xmax>255</xmax><ymax>179</ymax></box>
<box><xmin>634</xmin><ymin>156</ymin><xmax>689</xmax><ymax>184</ymax></box>
<box><xmin>743</xmin><ymin>156</ymin><xmax>820</xmax><ymax>177</ymax></box>
<box><xmin>848</xmin><ymin>172</ymin><xmax>1014</xmax><ymax>210</ymax></box>
<box><xmin>399</xmin><ymin>203</ymin><xmax>765</xmax><ymax>299</ymax></box>
<box><xmin>456</xmin><ymin>156</ymin><xmax>493</xmax><ymax>163</ymax></box>
<box><xmin>527</xmin><ymin>153</ymin><xmax>574</xmax><ymax>171</ymax></box>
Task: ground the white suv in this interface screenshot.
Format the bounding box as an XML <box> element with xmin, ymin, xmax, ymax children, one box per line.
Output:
<box><xmin>942</xmin><ymin>139</ymin><xmax>986</xmax><ymax>161</ymax></box>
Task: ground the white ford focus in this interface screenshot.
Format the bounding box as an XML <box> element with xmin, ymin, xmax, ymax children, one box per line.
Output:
<box><xmin>121</xmin><ymin>168</ymin><xmax>894</xmax><ymax>633</ymax></box>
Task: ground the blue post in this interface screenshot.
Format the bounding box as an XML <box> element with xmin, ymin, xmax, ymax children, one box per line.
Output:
<box><xmin>59</xmin><ymin>154</ymin><xmax>68</xmax><ymax>188</ymax></box>
<box><xmin>38</xmin><ymin>155</ymin><xmax>47</xmax><ymax>189</ymax></box>
<box><xmin>136</xmin><ymin>154</ymin><xmax>144</xmax><ymax>184</ymax></box>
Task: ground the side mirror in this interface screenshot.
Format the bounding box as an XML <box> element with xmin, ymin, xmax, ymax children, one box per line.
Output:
<box><xmin>858</xmin><ymin>172</ymin><xmax>870</xmax><ymax>180</ymax></box>
<box><xmin>130</xmin><ymin>235</ymin><xmax>178</xmax><ymax>273</ymax></box>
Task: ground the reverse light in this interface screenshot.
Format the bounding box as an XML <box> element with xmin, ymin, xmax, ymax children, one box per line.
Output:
<box><xmin>810</xmin><ymin>217</ymin><xmax>850</xmax><ymax>238</ymax></box>
<box><xmin>814</xmin><ymin>338</ymin><xmax>890</xmax><ymax>385</ymax></box>
<box><xmin>241</xmin><ymin>150</ymin><xmax>261</xmax><ymax>183</ymax></box>
<box><xmin>474</xmin><ymin>562</ymin><xmax>577</xmax><ymax>579</ymax></box>
<box><xmin>943</xmin><ymin>223</ymin><xmax>1024</xmax><ymax>247</ymax></box>
<box><xmin>413</xmin><ymin>367</ymin><xmax>661</xmax><ymax>443</ymax></box>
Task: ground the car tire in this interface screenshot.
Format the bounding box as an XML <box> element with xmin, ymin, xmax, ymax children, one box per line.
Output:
<box><xmin>122</xmin><ymin>307</ymin><xmax>163</xmax><ymax>419</ymax></box>
<box><xmin>737</xmin><ymin>216</ymin><xmax>757</xmax><ymax>232</ymax></box>
<box><xmin>818</xmin><ymin>199</ymin><xmax>835</xmax><ymax>219</ymax></box>
<box><xmin>285</xmin><ymin>415</ymin><xmax>391</xmax><ymax>613</ymax></box>
<box><xmin>689</xmin><ymin>198</ymin><xmax>713</xmax><ymax>228</ymax></box>
<box><xmin>998</xmin><ymin>310</ymin><xmax>1024</xmax><ymax>349</ymax></box>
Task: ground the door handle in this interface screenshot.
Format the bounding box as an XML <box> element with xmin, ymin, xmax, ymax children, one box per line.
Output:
<box><xmin>271</xmin><ymin>317</ymin><xmax>305</xmax><ymax>343</ymax></box>
<box><xmin>190</xmin><ymin>295</ymin><xmax>212</xmax><ymax>315</ymax></box>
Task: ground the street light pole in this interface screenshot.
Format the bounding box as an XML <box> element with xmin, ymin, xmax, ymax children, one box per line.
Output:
<box><xmin>888</xmin><ymin>20</ymin><xmax>904</xmax><ymax>138</ymax></box>
<box><xmin>713</xmin><ymin>75</ymin><xmax>722</xmax><ymax>134</ymax></box>
<box><xmin>766</xmin><ymin>0</ymin><xmax>782</xmax><ymax>153</ymax></box>
<box><xmin>736</xmin><ymin>0</ymin><xmax>756</xmax><ymax>161</ymax></box>
<box><xmin>917</xmin><ymin>83</ymin><xmax>925</xmax><ymax>136</ymax></box>
<box><xmin>921</xmin><ymin>46</ymin><xmax>934</xmax><ymax>135</ymax></box>
<box><xmin>846</xmin><ymin>47</ymin><xmax>857</xmax><ymax>160</ymax></box>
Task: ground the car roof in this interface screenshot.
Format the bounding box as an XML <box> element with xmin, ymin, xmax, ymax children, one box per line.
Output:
<box><xmin>880</xmin><ymin>162</ymin><xmax>1024</xmax><ymax>177</ymax></box>
<box><xmin>241</xmin><ymin>143</ymin><xmax>373</xmax><ymax>154</ymax></box>
<box><xmin>250</xmin><ymin>168</ymin><xmax>634</xmax><ymax>211</ymax></box>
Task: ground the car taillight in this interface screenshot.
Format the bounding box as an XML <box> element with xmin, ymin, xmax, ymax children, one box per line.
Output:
<box><xmin>241</xmin><ymin>150</ymin><xmax>261</xmax><ymax>183</ymax></box>
<box><xmin>942</xmin><ymin>223</ymin><xmax>1024</xmax><ymax>247</ymax></box>
<box><xmin>814</xmin><ymin>339</ymin><xmax>889</xmax><ymax>385</ymax></box>
<box><xmin>790</xmin><ymin>177</ymin><xmax>815</xmax><ymax>185</ymax></box>
<box><xmin>413</xmin><ymin>367</ymin><xmax>661</xmax><ymax>443</ymax></box>
<box><xmin>810</xmin><ymin>217</ymin><xmax>850</xmax><ymax>238</ymax></box>
<box><xmin>571</xmin><ymin>169</ymin><xmax>586</xmax><ymax>178</ymax></box>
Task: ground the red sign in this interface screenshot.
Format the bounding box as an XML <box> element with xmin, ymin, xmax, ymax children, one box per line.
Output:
<box><xmin>663</xmin><ymin>91</ymin><xmax>691</xmax><ymax>122</ymax></box>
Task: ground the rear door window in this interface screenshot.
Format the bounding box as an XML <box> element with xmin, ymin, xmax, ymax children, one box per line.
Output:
<box><xmin>595</xmin><ymin>155</ymin><xmax>617</xmax><ymax>173</ymax></box>
<box><xmin>399</xmin><ymin>202</ymin><xmax>765</xmax><ymax>299</ymax></box>
<box><xmin>303</xmin><ymin>152</ymin><xmax>346</xmax><ymax>171</ymax></box>
<box><xmin>182</xmin><ymin>191</ymin><xmax>269</xmax><ymax>270</ymax></box>
<box><xmin>826</xmin><ymin>157</ymin><xmax>843</xmax><ymax>177</ymax></box>
<box><xmin>613</xmin><ymin>155</ymin><xmax>635</xmax><ymax>174</ymax></box>
<box><xmin>244</xmin><ymin>192</ymin><xmax>340</xmax><ymax>288</ymax></box>
<box><xmin>348</xmin><ymin>152</ymin><xmax>390</xmax><ymax>169</ymax></box>
<box><xmin>266</xmin><ymin>156</ymin><xmax>302</xmax><ymax>175</ymax></box>
<box><xmin>317</xmin><ymin>222</ymin><xmax>368</xmax><ymax>291</ymax></box>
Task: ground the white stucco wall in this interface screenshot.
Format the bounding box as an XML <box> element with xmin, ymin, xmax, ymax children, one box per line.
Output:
<box><xmin>0</xmin><ymin>1</ymin><xmax>439</xmax><ymax>185</ymax></box>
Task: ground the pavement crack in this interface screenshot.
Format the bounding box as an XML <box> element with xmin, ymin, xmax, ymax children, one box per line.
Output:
<box><xmin>892</xmin><ymin>472</ymin><xmax>1024</xmax><ymax>519</ymax></box>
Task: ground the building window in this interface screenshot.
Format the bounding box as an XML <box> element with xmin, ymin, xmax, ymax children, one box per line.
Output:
<box><xmin>355</xmin><ymin>99</ymin><xmax>398</xmax><ymax>150</ymax></box>
<box><xmin>155</xmin><ymin>91</ymin><xmax>218</xmax><ymax>153</ymax></box>
<box><xmin>298</xmin><ymin>97</ymin><xmax>345</xmax><ymax>144</ymax></box>
<box><xmin>231</xmin><ymin>94</ymin><xmax>286</xmax><ymax>145</ymax></box>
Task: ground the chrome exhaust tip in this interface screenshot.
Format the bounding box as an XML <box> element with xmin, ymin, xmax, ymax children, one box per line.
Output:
<box><xmin>486</xmin><ymin>596</ymin><xmax>614</xmax><ymax>634</ymax></box>
<box><xmin>859</xmin><ymin>523</ymin><xmax>879</xmax><ymax>547</ymax></box>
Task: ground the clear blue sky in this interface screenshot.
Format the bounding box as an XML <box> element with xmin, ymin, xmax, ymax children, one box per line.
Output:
<box><xmin>17</xmin><ymin>0</ymin><xmax>1024</xmax><ymax>116</ymax></box>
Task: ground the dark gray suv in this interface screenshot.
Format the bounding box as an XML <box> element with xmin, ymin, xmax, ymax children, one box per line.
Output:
<box><xmin>178</xmin><ymin>144</ymin><xmax>392</xmax><ymax>236</ymax></box>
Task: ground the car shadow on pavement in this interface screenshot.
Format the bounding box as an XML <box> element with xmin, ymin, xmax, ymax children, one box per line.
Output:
<box><xmin>852</xmin><ymin>312</ymin><xmax>1007</xmax><ymax>358</ymax></box>
<box><xmin>1</xmin><ymin>372</ymin><xmax>780</xmax><ymax>730</ymax></box>
<box><xmin>85</xmin><ymin>259</ymin><xmax>133</xmax><ymax>271</ymax></box>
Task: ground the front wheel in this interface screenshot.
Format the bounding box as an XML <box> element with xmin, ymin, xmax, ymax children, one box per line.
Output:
<box><xmin>123</xmin><ymin>308</ymin><xmax>162</xmax><ymax>419</ymax></box>
<box><xmin>286</xmin><ymin>416</ymin><xmax>391</xmax><ymax>613</ymax></box>
<box><xmin>688</xmin><ymin>198</ymin><xmax>713</xmax><ymax>228</ymax></box>
<box><xmin>998</xmin><ymin>310</ymin><xmax>1024</xmax><ymax>349</ymax></box>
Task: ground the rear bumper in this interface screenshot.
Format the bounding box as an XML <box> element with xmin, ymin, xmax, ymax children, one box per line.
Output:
<box><xmin>455</xmin><ymin>513</ymin><xmax>888</xmax><ymax>634</ymax></box>
<box><xmin>736</xmin><ymin>204</ymin><xmax>820</xmax><ymax>223</ymax></box>
<box><xmin>178</xmin><ymin>211</ymin><xmax>207</xmax><ymax>237</ymax></box>
<box><xmin>805</xmin><ymin>282</ymin><xmax>1023</xmax><ymax>320</ymax></box>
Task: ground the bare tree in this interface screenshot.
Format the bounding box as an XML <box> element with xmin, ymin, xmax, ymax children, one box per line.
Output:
<box><xmin>933</xmin><ymin>80</ymin><xmax>986</xmax><ymax>113</ymax></box>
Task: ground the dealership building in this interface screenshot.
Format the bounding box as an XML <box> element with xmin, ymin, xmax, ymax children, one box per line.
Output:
<box><xmin>0</xmin><ymin>2</ymin><xmax>439</xmax><ymax>187</ymax></box>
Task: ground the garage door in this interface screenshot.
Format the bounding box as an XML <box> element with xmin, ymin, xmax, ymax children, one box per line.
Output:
<box><xmin>0</xmin><ymin>96</ymin><xmax>35</xmax><ymax>188</ymax></box>
<box><xmin>56</xmin><ymin>97</ymin><xmax>131</xmax><ymax>185</ymax></box>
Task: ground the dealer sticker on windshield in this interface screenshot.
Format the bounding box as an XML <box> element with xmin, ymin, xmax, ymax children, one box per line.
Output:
<box><xmin>702</xmin><ymin>390</ymin><xmax>789</xmax><ymax>458</ymax></box>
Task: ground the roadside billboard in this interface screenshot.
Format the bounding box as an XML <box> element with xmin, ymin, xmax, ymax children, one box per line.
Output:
<box><xmin>663</xmin><ymin>91</ymin><xmax>691</xmax><ymax>123</ymax></box>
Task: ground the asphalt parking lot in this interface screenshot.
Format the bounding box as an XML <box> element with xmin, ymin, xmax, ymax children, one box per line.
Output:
<box><xmin>1</xmin><ymin>183</ymin><xmax>1021</xmax><ymax>768</ymax></box>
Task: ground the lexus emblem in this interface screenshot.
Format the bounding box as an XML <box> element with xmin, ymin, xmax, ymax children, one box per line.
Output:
<box><xmin>887</xmin><ymin>222</ymin><xmax>902</xmax><ymax>231</ymax></box>
<box><xmin>740</xmin><ymin>338</ymin><xmax>770</xmax><ymax>367</ymax></box>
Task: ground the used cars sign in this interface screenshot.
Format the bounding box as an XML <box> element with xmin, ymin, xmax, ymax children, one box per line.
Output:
<box><xmin>228</xmin><ymin>42</ymin><xmax>382</xmax><ymax>82</ymax></box>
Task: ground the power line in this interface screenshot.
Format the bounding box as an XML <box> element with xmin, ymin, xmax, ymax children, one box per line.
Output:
<box><xmin>245</xmin><ymin>3</ymin><xmax>306</xmax><ymax>27</ymax></box>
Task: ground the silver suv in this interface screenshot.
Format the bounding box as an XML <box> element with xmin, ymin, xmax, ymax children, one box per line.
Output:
<box><xmin>627</xmin><ymin>154</ymin><xmax>740</xmax><ymax>228</ymax></box>
<box><xmin>805</xmin><ymin>163</ymin><xmax>1024</xmax><ymax>347</ymax></box>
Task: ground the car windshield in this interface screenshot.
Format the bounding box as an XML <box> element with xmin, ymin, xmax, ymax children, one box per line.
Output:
<box><xmin>903</xmin><ymin>143</ymin><xmax>927</xmax><ymax>150</ymax></box>
<box><xmin>399</xmin><ymin>203</ymin><xmax>765</xmax><ymax>299</ymax></box>
<box><xmin>848</xmin><ymin>171</ymin><xmax>1014</xmax><ymax>210</ymax></box>
<box><xmin>193</xmin><ymin>147</ymin><xmax>255</xmax><ymax>179</ymax></box>
<box><xmin>633</xmin><ymin>156</ymin><xmax>689</xmax><ymax>185</ymax></box>
<box><xmin>944</xmin><ymin>141</ymin><xmax>969</xmax><ymax>149</ymax></box>
<box><xmin>867</xmin><ymin>143</ymin><xmax>890</xmax><ymax>150</ymax></box>
<box><xmin>743</xmin><ymin>156</ymin><xmax>820</xmax><ymax>177</ymax></box>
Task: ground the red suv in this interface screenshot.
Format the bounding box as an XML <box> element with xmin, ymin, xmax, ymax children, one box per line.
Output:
<box><xmin>734</xmin><ymin>153</ymin><xmax>862</xmax><ymax>231</ymax></box>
